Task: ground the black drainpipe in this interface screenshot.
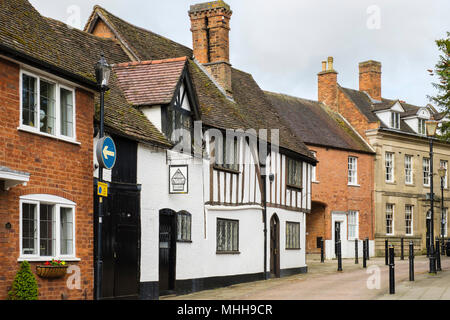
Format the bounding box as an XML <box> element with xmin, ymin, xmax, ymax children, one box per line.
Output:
<box><xmin>261</xmin><ymin>164</ymin><xmax>268</xmax><ymax>280</ymax></box>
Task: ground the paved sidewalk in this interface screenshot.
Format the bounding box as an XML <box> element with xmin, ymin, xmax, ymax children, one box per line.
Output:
<box><xmin>162</xmin><ymin>255</ymin><xmax>450</xmax><ymax>300</ymax></box>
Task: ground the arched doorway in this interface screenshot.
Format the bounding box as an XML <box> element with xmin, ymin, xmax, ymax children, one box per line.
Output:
<box><xmin>159</xmin><ymin>209</ymin><xmax>177</xmax><ymax>296</ymax></box>
<box><xmin>306</xmin><ymin>201</ymin><xmax>327</xmax><ymax>254</ymax></box>
<box><xmin>270</xmin><ymin>214</ymin><xmax>280</xmax><ymax>278</ymax></box>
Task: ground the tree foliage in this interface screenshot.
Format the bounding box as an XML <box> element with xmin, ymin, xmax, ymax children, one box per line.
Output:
<box><xmin>8</xmin><ymin>261</ymin><xmax>39</xmax><ymax>300</ymax></box>
<box><xmin>429</xmin><ymin>32</ymin><xmax>450</xmax><ymax>140</ymax></box>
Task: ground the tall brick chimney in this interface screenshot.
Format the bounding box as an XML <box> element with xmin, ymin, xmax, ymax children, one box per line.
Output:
<box><xmin>318</xmin><ymin>57</ymin><xmax>338</xmax><ymax>111</ymax></box>
<box><xmin>359</xmin><ymin>60</ymin><xmax>382</xmax><ymax>101</ymax></box>
<box><xmin>189</xmin><ymin>1</ymin><xmax>233</xmax><ymax>96</ymax></box>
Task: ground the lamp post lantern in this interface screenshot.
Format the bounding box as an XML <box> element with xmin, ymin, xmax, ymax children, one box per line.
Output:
<box><xmin>94</xmin><ymin>54</ymin><xmax>111</xmax><ymax>300</ymax></box>
<box><xmin>426</xmin><ymin>120</ymin><xmax>438</xmax><ymax>274</ymax></box>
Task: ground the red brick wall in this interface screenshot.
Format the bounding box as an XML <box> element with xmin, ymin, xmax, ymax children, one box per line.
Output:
<box><xmin>336</xmin><ymin>88</ymin><xmax>379</xmax><ymax>140</ymax></box>
<box><xmin>307</xmin><ymin>145</ymin><xmax>374</xmax><ymax>249</ymax></box>
<box><xmin>359</xmin><ymin>61</ymin><xmax>382</xmax><ymax>101</ymax></box>
<box><xmin>0</xmin><ymin>57</ymin><xmax>94</xmax><ymax>300</ymax></box>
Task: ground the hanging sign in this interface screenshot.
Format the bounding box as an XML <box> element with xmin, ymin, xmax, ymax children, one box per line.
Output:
<box><xmin>169</xmin><ymin>165</ymin><xmax>188</xmax><ymax>194</ymax></box>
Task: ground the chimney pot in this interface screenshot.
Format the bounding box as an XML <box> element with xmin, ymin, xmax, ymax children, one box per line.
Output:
<box><xmin>322</xmin><ymin>61</ymin><xmax>327</xmax><ymax>72</ymax></box>
<box><xmin>327</xmin><ymin>57</ymin><xmax>334</xmax><ymax>70</ymax></box>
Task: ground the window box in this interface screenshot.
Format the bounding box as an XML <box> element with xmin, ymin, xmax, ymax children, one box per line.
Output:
<box><xmin>35</xmin><ymin>265</ymin><xmax>68</xmax><ymax>279</ymax></box>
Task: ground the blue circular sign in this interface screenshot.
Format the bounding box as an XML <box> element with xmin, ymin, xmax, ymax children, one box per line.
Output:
<box><xmin>96</xmin><ymin>136</ymin><xmax>117</xmax><ymax>170</ymax></box>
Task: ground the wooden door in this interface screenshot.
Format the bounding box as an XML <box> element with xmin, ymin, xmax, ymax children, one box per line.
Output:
<box><xmin>270</xmin><ymin>214</ymin><xmax>280</xmax><ymax>278</ymax></box>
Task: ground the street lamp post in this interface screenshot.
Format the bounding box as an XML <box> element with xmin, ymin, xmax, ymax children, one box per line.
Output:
<box><xmin>94</xmin><ymin>54</ymin><xmax>111</xmax><ymax>300</ymax></box>
<box><xmin>426</xmin><ymin>120</ymin><xmax>438</xmax><ymax>274</ymax></box>
<box><xmin>438</xmin><ymin>165</ymin><xmax>446</xmax><ymax>247</ymax></box>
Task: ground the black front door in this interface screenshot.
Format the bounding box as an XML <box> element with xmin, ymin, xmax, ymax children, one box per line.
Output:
<box><xmin>159</xmin><ymin>209</ymin><xmax>177</xmax><ymax>296</ymax></box>
<box><xmin>335</xmin><ymin>221</ymin><xmax>341</xmax><ymax>257</ymax></box>
<box><xmin>96</xmin><ymin>183</ymin><xmax>141</xmax><ymax>300</ymax></box>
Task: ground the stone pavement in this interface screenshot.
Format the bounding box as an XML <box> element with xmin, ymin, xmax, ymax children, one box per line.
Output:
<box><xmin>162</xmin><ymin>255</ymin><xmax>450</xmax><ymax>300</ymax></box>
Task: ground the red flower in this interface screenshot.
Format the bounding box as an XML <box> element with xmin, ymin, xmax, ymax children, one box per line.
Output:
<box><xmin>45</xmin><ymin>261</ymin><xmax>50</xmax><ymax>266</ymax></box>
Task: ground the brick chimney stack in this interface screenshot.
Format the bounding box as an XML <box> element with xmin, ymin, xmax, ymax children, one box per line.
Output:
<box><xmin>189</xmin><ymin>1</ymin><xmax>233</xmax><ymax>97</ymax></box>
<box><xmin>359</xmin><ymin>60</ymin><xmax>382</xmax><ymax>101</ymax></box>
<box><xmin>318</xmin><ymin>57</ymin><xmax>338</xmax><ymax>111</ymax></box>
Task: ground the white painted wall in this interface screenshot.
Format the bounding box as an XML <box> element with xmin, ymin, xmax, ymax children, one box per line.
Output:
<box><xmin>141</xmin><ymin>106</ymin><xmax>162</xmax><ymax>132</ymax></box>
<box><xmin>266</xmin><ymin>207</ymin><xmax>307</xmax><ymax>270</ymax></box>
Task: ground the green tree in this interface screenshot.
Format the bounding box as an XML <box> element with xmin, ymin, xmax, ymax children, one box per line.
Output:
<box><xmin>428</xmin><ymin>32</ymin><xmax>450</xmax><ymax>140</ymax></box>
<box><xmin>8</xmin><ymin>261</ymin><xmax>39</xmax><ymax>300</ymax></box>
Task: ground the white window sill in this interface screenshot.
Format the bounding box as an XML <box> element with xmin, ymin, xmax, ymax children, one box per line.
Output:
<box><xmin>18</xmin><ymin>126</ymin><xmax>80</xmax><ymax>146</ymax></box>
<box><xmin>312</xmin><ymin>180</ymin><xmax>320</xmax><ymax>184</ymax></box>
<box><xmin>348</xmin><ymin>183</ymin><xmax>360</xmax><ymax>187</ymax></box>
<box><xmin>18</xmin><ymin>256</ymin><xmax>81</xmax><ymax>262</ymax></box>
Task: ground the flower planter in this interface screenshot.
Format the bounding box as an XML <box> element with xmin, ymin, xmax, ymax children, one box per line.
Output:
<box><xmin>36</xmin><ymin>265</ymin><xmax>68</xmax><ymax>279</ymax></box>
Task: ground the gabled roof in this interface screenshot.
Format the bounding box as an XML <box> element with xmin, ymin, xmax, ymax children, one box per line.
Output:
<box><xmin>340</xmin><ymin>86</ymin><xmax>439</xmax><ymax>135</ymax></box>
<box><xmin>84</xmin><ymin>5</ymin><xmax>315</xmax><ymax>162</ymax></box>
<box><xmin>0</xmin><ymin>0</ymin><xmax>171</xmax><ymax>148</ymax></box>
<box><xmin>264</xmin><ymin>92</ymin><xmax>374</xmax><ymax>154</ymax></box>
<box><xmin>113</xmin><ymin>57</ymin><xmax>188</xmax><ymax>106</ymax></box>
<box><xmin>84</xmin><ymin>6</ymin><xmax>193</xmax><ymax>61</ymax></box>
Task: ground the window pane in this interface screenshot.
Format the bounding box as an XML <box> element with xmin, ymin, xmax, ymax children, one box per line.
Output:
<box><xmin>60</xmin><ymin>207</ymin><xmax>73</xmax><ymax>255</ymax></box>
<box><xmin>40</xmin><ymin>80</ymin><xmax>56</xmax><ymax>135</ymax></box>
<box><xmin>386</xmin><ymin>204</ymin><xmax>394</xmax><ymax>235</ymax></box>
<box><xmin>22</xmin><ymin>203</ymin><xmax>37</xmax><ymax>255</ymax></box>
<box><xmin>39</xmin><ymin>204</ymin><xmax>55</xmax><ymax>256</ymax></box>
<box><xmin>286</xmin><ymin>222</ymin><xmax>300</xmax><ymax>249</ymax></box>
<box><xmin>60</xmin><ymin>88</ymin><xmax>74</xmax><ymax>137</ymax></box>
<box><xmin>22</xmin><ymin>74</ymin><xmax>37</xmax><ymax>127</ymax></box>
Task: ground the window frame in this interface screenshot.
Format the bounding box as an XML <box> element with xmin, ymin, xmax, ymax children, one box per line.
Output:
<box><xmin>311</xmin><ymin>151</ymin><xmax>318</xmax><ymax>182</ymax></box>
<box><xmin>386</xmin><ymin>203</ymin><xmax>394</xmax><ymax>236</ymax></box>
<box><xmin>214</xmin><ymin>136</ymin><xmax>240</xmax><ymax>173</ymax></box>
<box><xmin>418</xmin><ymin>118</ymin><xmax>426</xmax><ymax>135</ymax></box>
<box><xmin>348</xmin><ymin>156</ymin><xmax>358</xmax><ymax>186</ymax></box>
<box><xmin>286</xmin><ymin>221</ymin><xmax>301</xmax><ymax>250</ymax></box>
<box><xmin>385</xmin><ymin>152</ymin><xmax>394</xmax><ymax>183</ymax></box>
<box><xmin>286</xmin><ymin>158</ymin><xmax>303</xmax><ymax>190</ymax></box>
<box><xmin>443</xmin><ymin>208</ymin><xmax>448</xmax><ymax>238</ymax></box>
<box><xmin>390</xmin><ymin>112</ymin><xmax>400</xmax><ymax>129</ymax></box>
<box><xmin>440</xmin><ymin>160</ymin><xmax>448</xmax><ymax>189</ymax></box>
<box><xmin>216</xmin><ymin>218</ymin><xmax>239</xmax><ymax>254</ymax></box>
<box><xmin>176</xmin><ymin>211</ymin><xmax>192</xmax><ymax>242</ymax></box>
<box><xmin>405</xmin><ymin>205</ymin><xmax>413</xmax><ymax>236</ymax></box>
<box><xmin>19</xmin><ymin>69</ymin><xmax>77</xmax><ymax>144</ymax></box>
<box><xmin>347</xmin><ymin>211</ymin><xmax>359</xmax><ymax>240</ymax></box>
<box><xmin>405</xmin><ymin>155</ymin><xmax>413</xmax><ymax>185</ymax></box>
<box><xmin>19</xmin><ymin>195</ymin><xmax>77</xmax><ymax>261</ymax></box>
<box><xmin>423</xmin><ymin>157</ymin><xmax>431</xmax><ymax>187</ymax></box>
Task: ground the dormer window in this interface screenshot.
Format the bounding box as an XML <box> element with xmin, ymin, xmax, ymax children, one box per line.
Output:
<box><xmin>418</xmin><ymin>118</ymin><xmax>426</xmax><ymax>135</ymax></box>
<box><xmin>390</xmin><ymin>112</ymin><xmax>400</xmax><ymax>129</ymax></box>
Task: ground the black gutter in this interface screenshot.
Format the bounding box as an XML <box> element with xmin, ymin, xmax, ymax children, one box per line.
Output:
<box><xmin>0</xmin><ymin>44</ymin><xmax>98</xmax><ymax>90</ymax></box>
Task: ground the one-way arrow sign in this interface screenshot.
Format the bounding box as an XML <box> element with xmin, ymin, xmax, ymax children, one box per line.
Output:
<box><xmin>96</xmin><ymin>136</ymin><xmax>117</xmax><ymax>170</ymax></box>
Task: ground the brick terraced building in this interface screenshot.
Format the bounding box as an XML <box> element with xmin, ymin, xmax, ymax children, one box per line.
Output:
<box><xmin>265</xmin><ymin>92</ymin><xmax>376</xmax><ymax>259</ymax></box>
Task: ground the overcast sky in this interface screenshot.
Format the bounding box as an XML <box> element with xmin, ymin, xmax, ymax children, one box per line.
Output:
<box><xmin>30</xmin><ymin>0</ymin><xmax>449</xmax><ymax>108</ymax></box>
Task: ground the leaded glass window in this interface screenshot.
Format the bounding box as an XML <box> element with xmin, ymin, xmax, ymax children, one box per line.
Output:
<box><xmin>216</xmin><ymin>219</ymin><xmax>239</xmax><ymax>253</ymax></box>
<box><xmin>177</xmin><ymin>211</ymin><xmax>192</xmax><ymax>242</ymax></box>
<box><xmin>286</xmin><ymin>222</ymin><xmax>300</xmax><ymax>249</ymax></box>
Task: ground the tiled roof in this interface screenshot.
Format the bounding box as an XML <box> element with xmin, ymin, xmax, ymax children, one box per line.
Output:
<box><xmin>0</xmin><ymin>0</ymin><xmax>171</xmax><ymax>148</ymax></box>
<box><xmin>340</xmin><ymin>87</ymin><xmax>379</xmax><ymax>122</ymax></box>
<box><xmin>87</xmin><ymin>5</ymin><xmax>315</xmax><ymax>162</ymax></box>
<box><xmin>188</xmin><ymin>61</ymin><xmax>315</xmax><ymax>160</ymax></box>
<box><xmin>85</xmin><ymin>6</ymin><xmax>193</xmax><ymax>61</ymax></box>
<box><xmin>265</xmin><ymin>92</ymin><xmax>373</xmax><ymax>154</ymax></box>
<box><xmin>113</xmin><ymin>57</ymin><xmax>187</xmax><ymax>106</ymax></box>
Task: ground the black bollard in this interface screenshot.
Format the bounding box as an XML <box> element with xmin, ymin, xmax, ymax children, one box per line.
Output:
<box><xmin>365</xmin><ymin>238</ymin><xmax>370</xmax><ymax>260</ymax></box>
<box><xmin>389</xmin><ymin>245</ymin><xmax>395</xmax><ymax>294</ymax></box>
<box><xmin>401</xmin><ymin>238</ymin><xmax>404</xmax><ymax>260</ymax></box>
<box><xmin>363</xmin><ymin>240</ymin><xmax>367</xmax><ymax>268</ymax></box>
<box><xmin>409</xmin><ymin>241</ymin><xmax>414</xmax><ymax>281</ymax></box>
<box><xmin>337</xmin><ymin>240</ymin><xmax>343</xmax><ymax>272</ymax></box>
<box><xmin>385</xmin><ymin>239</ymin><xmax>389</xmax><ymax>265</ymax></box>
<box><xmin>436</xmin><ymin>239</ymin><xmax>442</xmax><ymax>271</ymax></box>
<box><xmin>320</xmin><ymin>239</ymin><xmax>324</xmax><ymax>263</ymax></box>
<box><xmin>355</xmin><ymin>239</ymin><xmax>359</xmax><ymax>264</ymax></box>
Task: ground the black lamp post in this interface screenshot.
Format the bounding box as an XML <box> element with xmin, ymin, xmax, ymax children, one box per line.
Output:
<box><xmin>426</xmin><ymin>120</ymin><xmax>438</xmax><ymax>274</ymax></box>
<box><xmin>94</xmin><ymin>54</ymin><xmax>111</xmax><ymax>300</ymax></box>
<box><xmin>438</xmin><ymin>165</ymin><xmax>446</xmax><ymax>243</ymax></box>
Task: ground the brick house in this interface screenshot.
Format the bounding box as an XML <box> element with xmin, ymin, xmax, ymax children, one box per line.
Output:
<box><xmin>317</xmin><ymin>57</ymin><xmax>450</xmax><ymax>255</ymax></box>
<box><xmin>0</xmin><ymin>0</ymin><xmax>147</xmax><ymax>299</ymax></box>
<box><xmin>265</xmin><ymin>92</ymin><xmax>376</xmax><ymax>259</ymax></box>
